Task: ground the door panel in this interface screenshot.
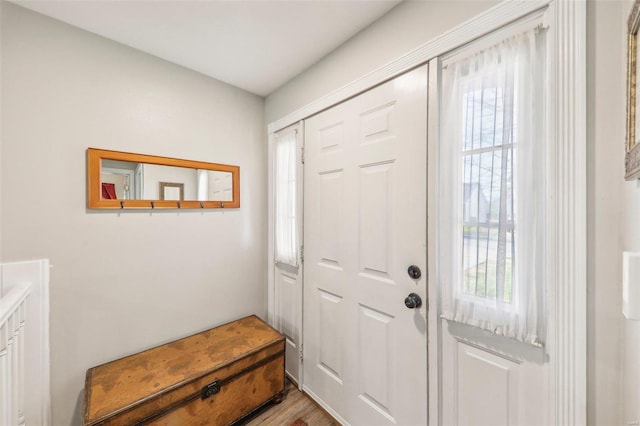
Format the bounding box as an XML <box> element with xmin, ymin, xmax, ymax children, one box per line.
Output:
<box><xmin>319</xmin><ymin>170</ymin><xmax>344</xmax><ymax>266</ymax></box>
<box><xmin>318</xmin><ymin>289</ymin><xmax>344</xmax><ymax>382</ymax></box>
<box><xmin>456</xmin><ymin>342</ymin><xmax>517</xmax><ymax>426</ymax></box>
<box><xmin>304</xmin><ymin>65</ymin><xmax>428</xmax><ymax>426</ymax></box>
<box><xmin>440</xmin><ymin>325</ymin><xmax>548</xmax><ymax>426</ymax></box>
<box><xmin>359</xmin><ymin>162</ymin><xmax>393</xmax><ymax>275</ymax></box>
<box><xmin>275</xmin><ymin>269</ymin><xmax>300</xmax><ymax>382</ymax></box>
<box><xmin>357</xmin><ymin>304</ymin><xmax>395</xmax><ymax>419</ymax></box>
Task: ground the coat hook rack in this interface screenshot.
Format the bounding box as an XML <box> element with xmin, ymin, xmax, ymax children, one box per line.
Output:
<box><xmin>87</xmin><ymin>148</ymin><xmax>240</xmax><ymax>210</ymax></box>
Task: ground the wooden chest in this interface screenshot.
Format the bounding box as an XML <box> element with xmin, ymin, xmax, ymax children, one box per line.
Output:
<box><xmin>83</xmin><ymin>315</ymin><xmax>285</xmax><ymax>426</ymax></box>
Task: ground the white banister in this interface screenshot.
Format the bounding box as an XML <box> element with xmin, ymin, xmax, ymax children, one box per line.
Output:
<box><xmin>0</xmin><ymin>282</ymin><xmax>31</xmax><ymax>426</ymax></box>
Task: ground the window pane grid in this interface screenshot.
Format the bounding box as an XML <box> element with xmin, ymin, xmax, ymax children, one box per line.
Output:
<box><xmin>461</xmin><ymin>82</ymin><xmax>515</xmax><ymax>304</ymax></box>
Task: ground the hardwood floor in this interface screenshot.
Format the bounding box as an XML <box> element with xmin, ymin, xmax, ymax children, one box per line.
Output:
<box><xmin>238</xmin><ymin>380</ymin><xmax>338</xmax><ymax>426</ymax></box>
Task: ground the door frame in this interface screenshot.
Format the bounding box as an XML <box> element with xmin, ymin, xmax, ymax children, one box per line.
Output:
<box><xmin>267</xmin><ymin>1</ymin><xmax>586</xmax><ymax>424</ymax></box>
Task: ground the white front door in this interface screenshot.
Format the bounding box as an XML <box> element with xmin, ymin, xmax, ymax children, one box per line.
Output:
<box><xmin>303</xmin><ymin>65</ymin><xmax>428</xmax><ymax>426</ymax></box>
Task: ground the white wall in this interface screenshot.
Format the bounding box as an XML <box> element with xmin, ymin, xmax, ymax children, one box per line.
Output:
<box><xmin>0</xmin><ymin>3</ymin><xmax>266</xmax><ymax>425</ymax></box>
<box><xmin>268</xmin><ymin>1</ymin><xmax>629</xmax><ymax>425</ymax></box>
<box><xmin>586</xmin><ymin>1</ymin><xmax>626</xmax><ymax>424</ymax></box>
<box><xmin>620</xmin><ymin>0</ymin><xmax>640</xmax><ymax>422</ymax></box>
<box><xmin>588</xmin><ymin>1</ymin><xmax>640</xmax><ymax>424</ymax></box>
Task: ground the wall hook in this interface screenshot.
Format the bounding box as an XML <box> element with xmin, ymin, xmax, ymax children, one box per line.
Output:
<box><xmin>220</xmin><ymin>202</ymin><xmax>224</xmax><ymax>208</ymax></box>
<box><xmin>120</xmin><ymin>201</ymin><xmax>124</xmax><ymax>209</ymax></box>
<box><xmin>200</xmin><ymin>201</ymin><xmax>204</xmax><ymax>208</ymax></box>
<box><xmin>151</xmin><ymin>201</ymin><xmax>155</xmax><ymax>209</ymax></box>
<box><xmin>177</xmin><ymin>201</ymin><xmax>181</xmax><ymax>209</ymax></box>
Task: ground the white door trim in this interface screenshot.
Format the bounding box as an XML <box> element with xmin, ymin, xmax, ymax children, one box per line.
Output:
<box><xmin>426</xmin><ymin>57</ymin><xmax>440</xmax><ymax>426</ymax></box>
<box><xmin>547</xmin><ymin>1</ymin><xmax>587</xmax><ymax>423</ymax></box>
<box><xmin>267</xmin><ymin>132</ymin><xmax>276</xmax><ymax>326</ymax></box>
<box><xmin>266</xmin><ymin>1</ymin><xmax>586</xmax><ymax>424</ymax></box>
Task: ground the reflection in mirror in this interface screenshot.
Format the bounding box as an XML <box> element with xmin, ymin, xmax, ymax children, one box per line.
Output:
<box><xmin>99</xmin><ymin>161</ymin><xmax>235</xmax><ymax>202</ymax></box>
<box><xmin>88</xmin><ymin>148</ymin><xmax>240</xmax><ymax>209</ymax></box>
<box><xmin>101</xmin><ymin>160</ymin><xmax>139</xmax><ymax>200</ymax></box>
<box><xmin>160</xmin><ymin>182</ymin><xmax>184</xmax><ymax>201</ymax></box>
<box><xmin>197</xmin><ymin>170</ymin><xmax>234</xmax><ymax>202</ymax></box>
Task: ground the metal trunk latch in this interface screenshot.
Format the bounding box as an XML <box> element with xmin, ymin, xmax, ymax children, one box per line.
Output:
<box><xmin>201</xmin><ymin>380</ymin><xmax>221</xmax><ymax>400</ymax></box>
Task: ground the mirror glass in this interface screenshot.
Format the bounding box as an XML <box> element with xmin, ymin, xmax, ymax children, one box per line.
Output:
<box><xmin>100</xmin><ymin>160</ymin><xmax>233</xmax><ymax>202</ymax></box>
<box><xmin>87</xmin><ymin>148</ymin><xmax>239</xmax><ymax>209</ymax></box>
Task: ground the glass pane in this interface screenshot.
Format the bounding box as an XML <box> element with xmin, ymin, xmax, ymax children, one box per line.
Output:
<box><xmin>100</xmin><ymin>159</ymin><xmax>233</xmax><ymax>201</ymax></box>
<box><xmin>462</xmin><ymin>225</ymin><xmax>476</xmax><ymax>295</ymax></box>
<box><xmin>461</xmin><ymin>80</ymin><xmax>506</xmax><ymax>150</ymax></box>
<box><xmin>207</xmin><ymin>171</ymin><xmax>234</xmax><ymax>202</ymax></box>
<box><xmin>462</xmin><ymin>85</ymin><xmax>475</xmax><ymax>151</ymax></box>
<box><xmin>462</xmin><ymin>225</ymin><xmax>514</xmax><ymax>303</ymax></box>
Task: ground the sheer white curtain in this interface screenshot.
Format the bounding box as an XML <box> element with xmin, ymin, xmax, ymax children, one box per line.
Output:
<box><xmin>439</xmin><ymin>27</ymin><xmax>546</xmax><ymax>346</ymax></box>
<box><xmin>274</xmin><ymin>126</ymin><xmax>299</xmax><ymax>266</ymax></box>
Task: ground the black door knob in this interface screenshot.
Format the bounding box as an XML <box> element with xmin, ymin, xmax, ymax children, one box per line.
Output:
<box><xmin>404</xmin><ymin>293</ymin><xmax>422</xmax><ymax>309</ymax></box>
<box><xmin>407</xmin><ymin>265</ymin><xmax>422</xmax><ymax>279</ymax></box>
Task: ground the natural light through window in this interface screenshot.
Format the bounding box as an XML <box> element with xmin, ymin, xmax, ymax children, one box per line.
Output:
<box><xmin>461</xmin><ymin>83</ymin><xmax>515</xmax><ymax>304</ymax></box>
<box><xmin>439</xmin><ymin>23</ymin><xmax>547</xmax><ymax>346</ymax></box>
<box><xmin>274</xmin><ymin>126</ymin><xmax>299</xmax><ymax>267</ymax></box>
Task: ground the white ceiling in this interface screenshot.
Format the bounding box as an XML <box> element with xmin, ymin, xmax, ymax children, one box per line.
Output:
<box><xmin>12</xmin><ymin>0</ymin><xmax>402</xmax><ymax>96</ymax></box>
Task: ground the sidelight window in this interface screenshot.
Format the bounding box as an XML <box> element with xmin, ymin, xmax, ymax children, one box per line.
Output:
<box><xmin>274</xmin><ymin>125</ymin><xmax>300</xmax><ymax>267</ymax></box>
<box><xmin>439</xmin><ymin>24</ymin><xmax>547</xmax><ymax>346</ymax></box>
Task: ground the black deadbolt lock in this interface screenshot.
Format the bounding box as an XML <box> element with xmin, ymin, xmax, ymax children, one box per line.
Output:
<box><xmin>407</xmin><ymin>265</ymin><xmax>422</xmax><ymax>280</ymax></box>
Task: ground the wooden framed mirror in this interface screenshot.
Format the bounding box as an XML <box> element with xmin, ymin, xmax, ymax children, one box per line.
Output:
<box><xmin>87</xmin><ymin>148</ymin><xmax>240</xmax><ymax>209</ymax></box>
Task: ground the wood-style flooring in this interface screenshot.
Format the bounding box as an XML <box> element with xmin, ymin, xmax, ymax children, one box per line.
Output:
<box><xmin>239</xmin><ymin>380</ymin><xmax>338</xmax><ymax>425</ymax></box>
